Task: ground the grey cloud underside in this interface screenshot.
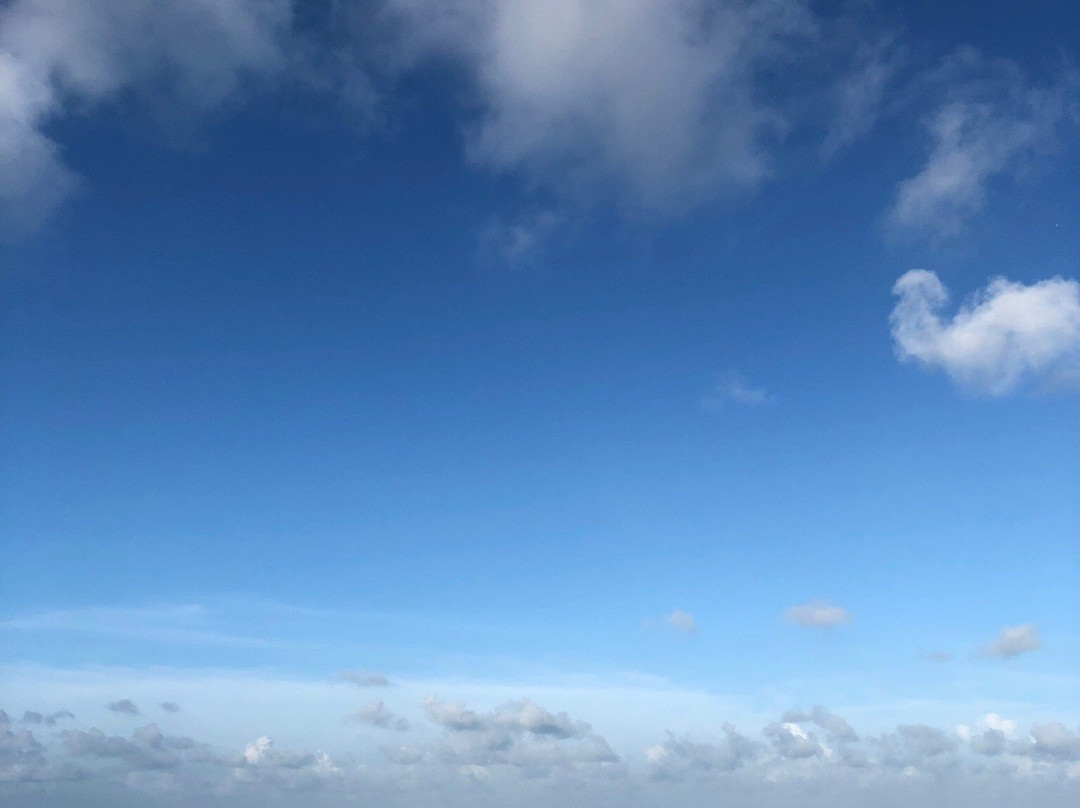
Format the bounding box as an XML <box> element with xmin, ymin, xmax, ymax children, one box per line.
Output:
<box><xmin>106</xmin><ymin>700</ymin><xmax>140</xmax><ymax>716</ymax></box>
<box><xmin>3</xmin><ymin>700</ymin><xmax>1080</xmax><ymax>807</ymax></box>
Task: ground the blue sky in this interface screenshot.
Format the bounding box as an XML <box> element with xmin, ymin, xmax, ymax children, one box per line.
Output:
<box><xmin>1</xmin><ymin>1</ymin><xmax>1079</xmax><ymax>805</ymax></box>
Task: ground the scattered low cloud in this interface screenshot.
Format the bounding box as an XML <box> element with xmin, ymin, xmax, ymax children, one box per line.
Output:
<box><xmin>6</xmin><ymin>697</ymin><xmax>1080</xmax><ymax>804</ymax></box>
<box><xmin>643</xmin><ymin>609</ymin><xmax>698</xmax><ymax>634</ymax></box>
<box><xmin>920</xmin><ymin>650</ymin><xmax>953</xmax><ymax>663</ymax></box>
<box><xmin>785</xmin><ymin>600</ymin><xmax>852</xmax><ymax>628</ymax></box>
<box><xmin>349</xmin><ymin>699</ymin><xmax>409</xmax><ymax>731</ymax></box>
<box><xmin>337</xmin><ymin>670</ymin><xmax>391</xmax><ymax>687</ymax></box>
<box><xmin>782</xmin><ymin>705</ymin><xmax>858</xmax><ymax>742</ymax></box>
<box><xmin>20</xmin><ymin>709</ymin><xmax>74</xmax><ymax>726</ymax></box>
<box><xmin>106</xmin><ymin>700</ymin><xmax>140</xmax><ymax>716</ymax></box>
<box><xmin>480</xmin><ymin>207</ymin><xmax>562</xmax><ymax>266</ymax></box>
<box><xmin>982</xmin><ymin>623</ymin><xmax>1042</xmax><ymax>659</ymax></box>
<box><xmin>703</xmin><ymin>371</ymin><xmax>775</xmax><ymax>410</ymax></box>
<box><xmin>890</xmin><ymin>270</ymin><xmax>1080</xmax><ymax>394</ymax></box>
<box><xmin>666</xmin><ymin>609</ymin><xmax>698</xmax><ymax>634</ymax></box>
<box><xmin>158</xmin><ymin>702</ymin><xmax>181</xmax><ymax>714</ymax></box>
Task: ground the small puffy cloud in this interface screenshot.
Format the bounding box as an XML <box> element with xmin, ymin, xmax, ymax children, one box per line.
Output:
<box><xmin>890</xmin><ymin>270</ymin><xmax>1080</xmax><ymax>395</ymax></box>
<box><xmin>667</xmin><ymin>610</ymin><xmax>698</xmax><ymax>634</ymax></box>
<box><xmin>703</xmin><ymin>372</ymin><xmax>775</xmax><ymax>410</ymax></box>
<box><xmin>480</xmin><ymin>208</ymin><xmax>562</xmax><ymax>266</ymax></box>
<box><xmin>982</xmin><ymin>623</ymin><xmax>1041</xmax><ymax>659</ymax></box>
<box><xmin>20</xmin><ymin>709</ymin><xmax>74</xmax><ymax>727</ymax></box>
<box><xmin>337</xmin><ymin>670</ymin><xmax>391</xmax><ymax>687</ymax></box>
<box><xmin>106</xmin><ymin>699</ymin><xmax>140</xmax><ymax>716</ymax></box>
<box><xmin>784</xmin><ymin>600</ymin><xmax>852</xmax><ymax>628</ymax></box>
<box><xmin>159</xmin><ymin>702</ymin><xmax>181</xmax><ymax>713</ymax></box>
<box><xmin>920</xmin><ymin>650</ymin><xmax>953</xmax><ymax>663</ymax></box>
<box><xmin>349</xmin><ymin>699</ymin><xmax>409</xmax><ymax>731</ymax></box>
<box><xmin>422</xmin><ymin>696</ymin><xmax>590</xmax><ymax>740</ymax></box>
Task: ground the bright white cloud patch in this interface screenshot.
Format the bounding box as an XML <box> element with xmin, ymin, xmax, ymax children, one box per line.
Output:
<box><xmin>982</xmin><ymin>623</ymin><xmax>1042</xmax><ymax>659</ymax></box>
<box><xmin>890</xmin><ymin>270</ymin><xmax>1080</xmax><ymax>394</ymax></box>
<box><xmin>785</xmin><ymin>600</ymin><xmax>852</xmax><ymax>628</ymax></box>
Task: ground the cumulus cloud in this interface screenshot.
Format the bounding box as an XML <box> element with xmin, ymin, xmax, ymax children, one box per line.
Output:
<box><xmin>20</xmin><ymin>710</ymin><xmax>74</xmax><ymax>727</ymax></box>
<box><xmin>412</xmin><ymin>695</ymin><xmax>618</xmax><ymax>776</ymax></box>
<box><xmin>389</xmin><ymin>0</ymin><xmax>818</xmax><ymax>213</ymax></box>
<box><xmin>784</xmin><ymin>600</ymin><xmax>852</xmax><ymax>628</ymax></box>
<box><xmin>0</xmin><ymin>0</ymin><xmax>292</xmax><ymax>235</ymax></box>
<box><xmin>782</xmin><ymin>706</ymin><xmax>858</xmax><ymax>742</ymax></box>
<box><xmin>982</xmin><ymin>623</ymin><xmax>1042</xmax><ymax>659</ymax></box>
<box><xmin>349</xmin><ymin>699</ymin><xmax>409</xmax><ymax>731</ymax></box>
<box><xmin>7</xmin><ymin>700</ymin><xmax>1080</xmax><ymax>804</ymax></box>
<box><xmin>646</xmin><ymin>724</ymin><xmax>760</xmax><ymax>778</ymax></box>
<box><xmin>890</xmin><ymin>270</ymin><xmax>1080</xmax><ymax>395</ymax></box>
<box><xmin>106</xmin><ymin>700</ymin><xmax>140</xmax><ymax>716</ymax></box>
<box><xmin>158</xmin><ymin>702</ymin><xmax>180</xmax><ymax>714</ymax></box>
<box><xmin>887</xmin><ymin>48</ymin><xmax>1078</xmax><ymax>238</ymax></box>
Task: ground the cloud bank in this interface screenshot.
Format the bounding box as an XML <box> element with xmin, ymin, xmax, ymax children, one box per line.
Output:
<box><xmin>3</xmin><ymin>699</ymin><xmax>1080</xmax><ymax>808</ymax></box>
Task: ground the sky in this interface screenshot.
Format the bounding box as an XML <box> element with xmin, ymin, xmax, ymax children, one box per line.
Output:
<box><xmin>1</xmin><ymin>1</ymin><xmax>1079</xmax><ymax>805</ymax></box>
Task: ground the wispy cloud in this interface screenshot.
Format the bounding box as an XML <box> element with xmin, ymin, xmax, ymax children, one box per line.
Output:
<box><xmin>784</xmin><ymin>600</ymin><xmax>852</xmax><ymax>628</ymax></box>
<box><xmin>886</xmin><ymin>48</ymin><xmax>1078</xmax><ymax>238</ymax></box>
<box><xmin>703</xmin><ymin>371</ymin><xmax>775</xmax><ymax>410</ymax></box>
<box><xmin>337</xmin><ymin>670</ymin><xmax>392</xmax><ymax>688</ymax></box>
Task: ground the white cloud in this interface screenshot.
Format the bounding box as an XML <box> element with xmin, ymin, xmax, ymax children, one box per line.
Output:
<box><xmin>784</xmin><ymin>600</ymin><xmax>852</xmax><ymax>628</ymax></box>
<box><xmin>890</xmin><ymin>270</ymin><xmax>1080</xmax><ymax>395</ymax></box>
<box><xmin>982</xmin><ymin>623</ymin><xmax>1042</xmax><ymax>659</ymax></box>
<box><xmin>887</xmin><ymin>48</ymin><xmax>1077</xmax><ymax>238</ymax></box>
<box><xmin>390</xmin><ymin>0</ymin><xmax>817</xmax><ymax>213</ymax></box>
<box><xmin>0</xmin><ymin>0</ymin><xmax>292</xmax><ymax>235</ymax></box>
<box><xmin>703</xmin><ymin>371</ymin><xmax>775</xmax><ymax>409</ymax></box>
<box><xmin>666</xmin><ymin>609</ymin><xmax>698</xmax><ymax>634</ymax></box>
